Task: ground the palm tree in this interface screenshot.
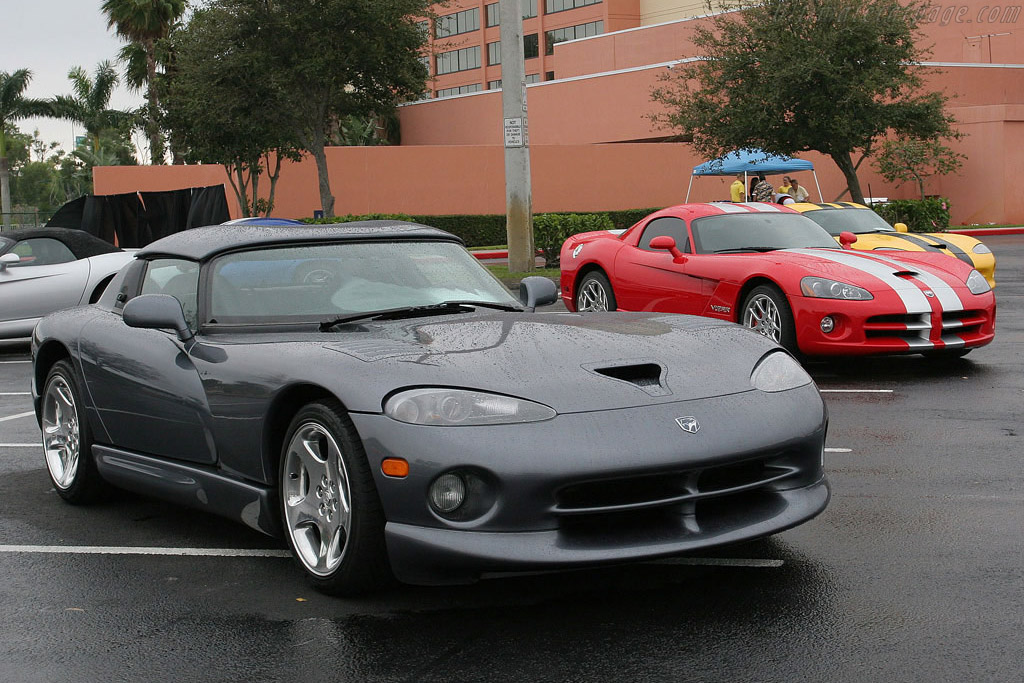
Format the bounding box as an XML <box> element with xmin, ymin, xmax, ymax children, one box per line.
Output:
<box><xmin>101</xmin><ymin>0</ymin><xmax>186</xmax><ymax>165</ymax></box>
<box><xmin>51</xmin><ymin>61</ymin><xmax>137</xmax><ymax>155</ymax></box>
<box><xmin>1</xmin><ymin>69</ymin><xmax>54</xmax><ymax>229</ymax></box>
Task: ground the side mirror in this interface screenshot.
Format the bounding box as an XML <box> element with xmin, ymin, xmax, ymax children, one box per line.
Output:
<box><xmin>894</xmin><ymin>222</ymin><xmax>908</xmax><ymax>233</ymax></box>
<box><xmin>519</xmin><ymin>276</ymin><xmax>559</xmax><ymax>312</ymax></box>
<box><xmin>649</xmin><ymin>235</ymin><xmax>687</xmax><ymax>263</ymax></box>
<box><xmin>123</xmin><ymin>294</ymin><xmax>194</xmax><ymax>343</ymax></box>
<box><xmin>839</xmin><ymin>231</ymin><xmax>859</xmax><ymax>249</ymax></box>
<box><xmin>0</xmin><ymin>253</ymin><xmax>20</xmax><ymax>272</ymax></box>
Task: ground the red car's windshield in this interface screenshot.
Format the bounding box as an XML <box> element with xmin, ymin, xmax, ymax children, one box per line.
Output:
<box><xmin>691</xmin><ymin>213</ymin><xmax>840</xmax><ymax>254</ymax></box>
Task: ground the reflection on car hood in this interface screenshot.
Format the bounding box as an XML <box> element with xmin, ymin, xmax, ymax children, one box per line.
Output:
<box><xmin>215</xmin><ymin>312</ymin><xmax>786</xmax><ymax>413</ymax></box>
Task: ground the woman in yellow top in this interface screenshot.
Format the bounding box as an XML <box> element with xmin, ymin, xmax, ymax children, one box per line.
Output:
<box><xmin>730</xmin><ymin>173</ymin><xmax>746</xmax><ymax>202</ymax></box>
<box><xmin>778</xmin><ymin>176</ymin><xmax>793</xmax><ymax>195</ymax></box>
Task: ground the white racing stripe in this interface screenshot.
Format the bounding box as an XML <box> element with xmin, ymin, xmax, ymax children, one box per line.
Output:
<box><xmin>861</xmin><ymin>251</ymin><xmax>966</xmax><ymax>310</ymax></box>
<box><xmin>787</xmin><ymin>248</ymin><xmax>933</xmax><ymax>312</ymax></box>
<box><xmin>0</xmin><ymin>544</ymin><xmax>291</xmax><ymax>558</ymax></box>
<box><xmin>0</xmin><ymin>411</ymin><xmax>35</xmax><ymax>423</ymax></box>
<box><xmin>711</xmin><ymin>202</ymin><xmax>753</xmax><ymax>213</ymax></box>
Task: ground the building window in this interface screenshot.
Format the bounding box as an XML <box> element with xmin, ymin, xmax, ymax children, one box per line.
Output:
<box><xmin>524</xmin><ymin>33</ymin><xmax>539</xmax><ymax>59</ymax></box>
<box><xmin>436</xmin><ymin>8</ymin><xmax>480</xmax><ymax>38</ymax></box>
<box><xmin>487</xmin><ymin>0</ymin><xmax>540</xmax><ymax>26</ymax></box>
<box><xmin>545</xmin><ymin>0</ymin><xmax>601</xmax><ymax>13</ymax></box>
<box><xmin>525</xmin><ymin>73</ymin><xmax>540</xmax><ymax>84</ymax></box>
<box><xmin>436</xmin><ymin>83</ymin><xmax>483</xmax><ymax>98</ymax></box>
<box><xmin>545</xmin><ymin>20</ymin><xmax>603</xmax><ymax>54</ymax></box>
<box><xmin>488</xmin><ymin>41</ymin><xmax>501</xmax><ymax>66</ymax></box>
<box><xmin>488</xmin><ymin>79</ymin><xmax>502</xmax><ymax>90</ymax></box>
<box><xmin>545</xmin><ymin>71</ymin><xmax>555</xmax><ymax>81</ymax></box>
<box><xmin>436</xmin><ymin>46</ymin><xmax>482</xmax><ymax>75</ymax></box>
<box><xmin>419</xmin><ymin>55</ymin><xmax>431</xmax><ymax>76</ymax></box>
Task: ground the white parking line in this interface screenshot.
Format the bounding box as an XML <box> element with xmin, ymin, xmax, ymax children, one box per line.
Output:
<box><xmin>0</xmin><ymin>545</ymin><xmax>291</xmax><ymax>558</ymax></box>
<box><xmin>819</xmin><ymin>389</ymin><xmax>894</xmax><ymax>393</ymax></box>
<box><xmin>0</xmin><ymin>361</ymin><xmax>30</xmax><ymax>364</ymax></box>
<box><xmin>648</xmin><ymin>558</ymin><xmax>784</xmax><ymax>568</ymax></box>
<box><xmin>0</xmin><ymin>392</ymin><xmax>31</xmax><ymax>396</ymax></box>
<box><xmin>0</xmin><ymin>443</ymin><xmax>40</xmax><ymax>448</ymax></box>
<box><xmin>0</xmin><ymin>411</ymin><xmax>35</xmax><ymax>423</ymax></box>
<box><xmin>825</xmin><ymin>448</ymin><xmax>853</xmax><ymax>453</ymax></box>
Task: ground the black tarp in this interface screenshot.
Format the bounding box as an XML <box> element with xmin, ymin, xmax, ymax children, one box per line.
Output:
<box><xmin>46</xmin><ymin>184</ymin><xmax>230</xmax><ymax>247</ymax></box>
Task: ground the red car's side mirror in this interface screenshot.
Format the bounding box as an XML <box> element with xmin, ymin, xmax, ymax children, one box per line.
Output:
<box><xmin>649</xmin><ymin>236</ymin><xmax>687</xmax><ymax>263</ymax></box>
<box><xmin>839</xmin><ymin>231</ymin><xmax>859</xmax><ymax>249</ymax></box>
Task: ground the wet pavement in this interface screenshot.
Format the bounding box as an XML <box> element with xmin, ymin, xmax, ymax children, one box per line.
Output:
<box><xmin>1</xmin><ymin>236</ymin><xmax>1021</xmax><ymax>682</ymax></box>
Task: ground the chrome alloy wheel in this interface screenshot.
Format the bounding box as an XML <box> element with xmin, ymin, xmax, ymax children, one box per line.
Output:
<box><xmin>577</xmin><ymin>279</ymin><xmax>610</xmax><ymax>311</ymax></box>
<box><xmin>282</xmin><ymin>422</ymin><xmax>353</xmax><ymax>576</ymax></box>
<box><xmin>42</xmin><ymin>374</ymin><xmax>81</xmax><ymax>490</ymax></box>
<box><xmin>743</xmin><ymin>293</ymin><xmax>783</xmax><ymax>342</ymax></box>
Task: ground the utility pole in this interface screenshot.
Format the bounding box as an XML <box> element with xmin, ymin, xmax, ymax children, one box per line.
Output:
<box><xmin>499</xmin><ymin>0</ymin><xmax>534</xmax><ymax>273</ymax></box>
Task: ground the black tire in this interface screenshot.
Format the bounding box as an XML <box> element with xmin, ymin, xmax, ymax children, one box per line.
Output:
<box><xmin>279</xmin><ymin>399</ymin><xmax>392</xmax><ymax>595</ymax></box>
<box><xmin>40</xmin><ymin>360</ymin><xmax>108</xmax><ymax>504</ymax></box>
<box><xmin>575</xmin><ymin>271</ymin><xmax>617</xmax><ymax>312</ymax></box>
<box><xmin>740</xmin><ymin>285</ymin><xmax>798</xmax><ymax>353</ymax></box>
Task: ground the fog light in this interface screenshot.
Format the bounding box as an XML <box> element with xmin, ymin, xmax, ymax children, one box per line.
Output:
<box><xmin>820</xmin><ymin>316</ymin><xmax>835</xmax><ymax>334</ymax></box>
<box><xmin>429</xmin><ymin>473</ymin><xmax>466</xmax><ymax>513</ymax></box>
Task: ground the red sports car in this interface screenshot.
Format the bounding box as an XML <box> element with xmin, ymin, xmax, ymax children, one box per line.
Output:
<box><xmin>560</xmin><ymin>203</ymin><xmax>996</xmax><ymax>358</ymax></box>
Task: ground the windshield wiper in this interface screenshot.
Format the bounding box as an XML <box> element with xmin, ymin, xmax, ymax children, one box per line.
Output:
<box><xmin>320</xmin><ymin>300</ymin><xmax>521</xmax><ymax>330</ymax></box>
<box><xmin>713</xmin><ymin>246</ymin><xmax>780</xmax><ymax>253</ymax></box>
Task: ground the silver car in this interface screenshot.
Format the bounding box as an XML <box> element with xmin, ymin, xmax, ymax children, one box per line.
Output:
<box><xmin>0</xmin><ymin>227</ymin><xmax>134</xmax><ymax>341</ymax></box>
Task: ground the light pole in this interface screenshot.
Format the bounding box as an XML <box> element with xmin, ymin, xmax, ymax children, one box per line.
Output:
<box><xmin>499</xmin><ymin>0</ymin><xmax>534</xmax><ymax>273</ymax></box>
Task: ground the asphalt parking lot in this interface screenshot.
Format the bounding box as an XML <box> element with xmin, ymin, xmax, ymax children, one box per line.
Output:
<box><xmin>1</xmin><ymin>235</ymin><xmax>1022</xmax><ymax>682</ymax></box>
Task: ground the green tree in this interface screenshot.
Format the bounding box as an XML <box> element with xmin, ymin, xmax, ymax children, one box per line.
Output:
<box><xmin>101</xmin><ymin>0</ymin><xmax>186</xmax><ymax>165</ymax></box>
<box><xmin>162</xmin><ymin>2</ymin><xmax>303</xmax><ymax>216</ymax></box>
<box><xmin>873</xmin><ymin>137</ymin><xmax>964</xmax><ymax>200</ymax></box>
<box><xmin>651</xmin><ymin>0</ymin><xmax>959</xmax><ymax>203</ymax></box>
<box><xmin>1</xmin><ymin>69</ymin><xmax>54</xmax><ymax>228</ymax></box>
<box><xmin>51</xmin><ymin>61</ymin><xmax>138</xmax><ymax>159</ymax></box>
<box><xmin>252</xmin><ymin>0</ymin><xmax>432</xmax><ymax>217</ymax></box>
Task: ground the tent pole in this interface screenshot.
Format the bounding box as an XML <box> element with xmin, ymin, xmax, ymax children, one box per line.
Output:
<box><xmin>685</xmin><ymin>175</ymin><xmax>694</xmax><ymax>203</ymax></box>
<box><xmin>813</xmin><ymin>171</ymin><xmax>823</xmax><ymax>202</ymax></box>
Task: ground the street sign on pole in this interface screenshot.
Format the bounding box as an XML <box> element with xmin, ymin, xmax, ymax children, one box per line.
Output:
<box><xmin>499</xmin><ymin>0</ymin><xmax>534</xmax><ymax>274</ymax></box>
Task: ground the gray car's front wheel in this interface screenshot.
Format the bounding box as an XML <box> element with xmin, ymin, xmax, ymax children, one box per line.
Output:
<box><xmin>280</xmin><ymin>400</ymin><xmax>391</xmax><ymax>595</ymax></box>
<box><xmin>41</xmin><ymin>360</ymin><xmax>108</xmax><ymax>503</ymax></box>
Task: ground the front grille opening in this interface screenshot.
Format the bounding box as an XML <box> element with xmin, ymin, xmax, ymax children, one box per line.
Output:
<box><xmin>594</xmin><ymin>363</ymin><xmax>663</xmax><ymax>388</ymax></box>
<box><xmin>558</xmin><ymin>473</ymin><xmax>688</xmax><ymax>510</ymax></box>
<box><xmin>698</xmin><ymin>459</ymin><xmax>769</xmax><ymax>492</ymax></box>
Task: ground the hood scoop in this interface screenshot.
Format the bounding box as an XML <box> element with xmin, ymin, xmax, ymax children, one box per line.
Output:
<box><xmin>583</xmin><ymin>360</ymin><xmax>672</xmax><ymax>397</ymax></box>
<box><xmin>894</xmin><ymin>270</ymin><xmax>920</xmax><ymax>278</ymax></box>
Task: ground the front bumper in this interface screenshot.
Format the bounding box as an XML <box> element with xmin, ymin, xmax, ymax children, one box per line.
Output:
<box><xmin>350</xmin><ymin>385</ymin><xmax>829</xmax><ymax>585</ymax></box>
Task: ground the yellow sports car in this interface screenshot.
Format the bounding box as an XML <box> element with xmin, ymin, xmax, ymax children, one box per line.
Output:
<box><xmin>791</xmin><ymin>202</ymin><xmax>996</xmax><ymax>287</ymax></box>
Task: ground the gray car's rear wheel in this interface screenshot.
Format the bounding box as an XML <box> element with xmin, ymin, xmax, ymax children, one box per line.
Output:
<box><xmin>41</xmin><ymin>360</ymin><xmax>107</xmax><ymax>503</ymax></box>
<box><xmin>741</xmin><ymin>285</ymin><xmax>797</xmax><ymax>353</ymax></box>
<box><xmin>280</xmin><ymin>400</ymin><xmax>391</xmax><ymax>595</ymax></box>
<box><xmin>575</xmin><ymin>271</ymin><xmax>616</xmax><ymax>312</ymax></box>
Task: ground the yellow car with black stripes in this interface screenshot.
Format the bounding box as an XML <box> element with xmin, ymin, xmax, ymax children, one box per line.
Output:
<box><xmin>791</xmin><ymin>202</ymin><xmax>996</xmax><ymax>287</ymax></box>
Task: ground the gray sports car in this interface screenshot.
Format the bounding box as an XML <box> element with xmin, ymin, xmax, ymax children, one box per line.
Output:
<box><xmin>1</xmin><ymin>227</ymin><xmax>134</xmax><ymax>341</ymax></box>
<box><xmin>31</xmin><ymin>221</ymin><xmax>830</xmax><ymax>594</ymax></box>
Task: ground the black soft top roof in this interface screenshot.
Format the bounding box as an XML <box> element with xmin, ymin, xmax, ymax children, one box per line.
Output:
<box><xmin>0</xmin><ymin>227</ymin><xmax>121</xmax><ymax>259</ymax></box>
<box><xmin>136</xmin><ymin>221</ymin><xmax>463</xmax><ymax>261</ymax></box>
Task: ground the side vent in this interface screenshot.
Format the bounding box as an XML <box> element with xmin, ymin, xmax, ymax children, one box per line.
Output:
<box><xmin>584</xmin><ymin>360</ymin><xmax>672</xmax><ymax>397</ymax></box>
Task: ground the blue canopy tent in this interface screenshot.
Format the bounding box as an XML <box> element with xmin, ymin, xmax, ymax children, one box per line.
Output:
<box><xmin>685</xmin><ymin>149</ymin><xmax>822</xmax><ymax>202</ymax></box>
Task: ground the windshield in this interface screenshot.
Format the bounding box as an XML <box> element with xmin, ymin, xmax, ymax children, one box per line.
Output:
<box><xmin>691</xmin><ymin>213</ymin><xmax>840</xmax><ymax>254</ymax></box>
<box><xmin>802</xmin><ymin>208</ymin><xmax>895</xmax><ymax>235</ymax></box>
<box><xmin>208</xmin><ymin>240</ymin><xmax>521</xmax><ymax>323</ymax></box>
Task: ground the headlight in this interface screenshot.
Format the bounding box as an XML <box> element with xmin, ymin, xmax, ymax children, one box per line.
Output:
<box><xmin>972</xmin><ymin>243</ymin><xmax>992</xmax><ymax>255</ymax></box>
<box><xmin>751</xmin><ymin>352</ymin><xmax>813</xmax><ymax>393</ymax></box>
<box><xmin>966</xmin><ymin>269</ymin><xmax>991</xmax><ymax>295</ymax></box>
<box><xmin>800</xmin><ymin>276</ymin><xmax>873</xmax><ymax>300</ymax></box>
<box><xmin>385</xmin><ymin>388</ymin><xmax>556</xmax><ymax>426</ymax></box>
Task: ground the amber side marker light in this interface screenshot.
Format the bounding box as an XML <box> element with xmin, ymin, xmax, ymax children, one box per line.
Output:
<box><xmin>381</xmin><ymin>458</ymin><xmax>409</xmax><ymax>478</ymax></box>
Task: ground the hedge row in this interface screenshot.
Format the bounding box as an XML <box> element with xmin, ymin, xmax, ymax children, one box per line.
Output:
<box><xmin>873</xmin><ymin>198</ymin><xmax>951</xmax><ymax>233</ymax></box>
<box><xmin>305</xmin><ymin>208</ymin><xmax>662</xmax><ymax>248</ymax></box>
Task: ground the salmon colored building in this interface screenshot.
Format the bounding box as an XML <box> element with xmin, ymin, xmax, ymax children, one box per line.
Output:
<box><xmin>96</xmin><ymin>0</ymin><xmax>1024</xmax><ymax>226</ymax></box>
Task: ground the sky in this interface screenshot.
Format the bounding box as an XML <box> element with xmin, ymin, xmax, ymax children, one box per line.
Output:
<box><xmin>8</xmin><ymin>1</ymin><xmax>145</xmax><ymax>155</ymax></box>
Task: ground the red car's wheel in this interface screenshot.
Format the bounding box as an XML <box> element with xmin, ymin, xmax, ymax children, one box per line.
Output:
<box><xmin>741</xmin><ymin>285</ymin><xmax>797</xmax><ymax>353</ymax></box>
<box><xmin>575</xmin><ymin>272</ymin><xmax>616</xmax><ymax>312</ymax></box>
